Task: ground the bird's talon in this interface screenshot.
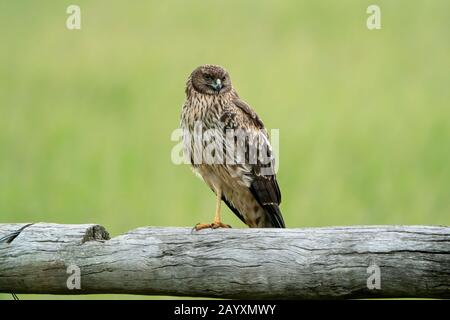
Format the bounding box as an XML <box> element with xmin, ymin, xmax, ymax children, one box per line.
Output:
<box><xmin>212</xmin><ymin>222</ymin><xmax>232</xmax><ymax>229</ymax></box>
<box><xmin>193</xmin><ymin>222</ymin><xmax>232</xmax><ymax>231</ymax></box>
<box><xmin>193</xmin><ymin>223</ymin><xmax>212</xmax><ymax>231</ymax></box>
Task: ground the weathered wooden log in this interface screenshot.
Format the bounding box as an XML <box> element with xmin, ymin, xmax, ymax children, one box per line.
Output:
<box><xmin>0</xmin><ymin>223</ymin><xmax>449</xmax><ymax>299</ymax></box>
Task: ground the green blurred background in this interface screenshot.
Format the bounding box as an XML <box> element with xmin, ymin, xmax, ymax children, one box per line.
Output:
<box><xmin>0</xmin><ymin>0</ymin><xmax>449</xmax><ymax>299</ymax></box>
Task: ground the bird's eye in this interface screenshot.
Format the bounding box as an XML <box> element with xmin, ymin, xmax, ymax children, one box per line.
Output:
<box><xmin>204</xmin><ymin>74</ymin><xmax>212</xmax><ymax>80</ymax></box>
<box><xmin>222</xmin><ymin>76</ymin><xmax>226</xmax><ymax>81</ymax></box>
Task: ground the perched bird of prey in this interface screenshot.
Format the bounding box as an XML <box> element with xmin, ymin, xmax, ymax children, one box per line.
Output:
<box><xmin>181</xmin><ymin>65</ymin><xmax>285</xmax><ymax>229</ymax></box>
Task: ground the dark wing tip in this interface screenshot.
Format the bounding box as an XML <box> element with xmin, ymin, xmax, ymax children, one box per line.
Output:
<box><xmin>264</xmin><ymin>204</ymin><xmax>285</xmax><ymax>228</ymax></box>
<box><xmin>250</xmin><ymin>176</ymin><xmax>285</xmax><ymax>228</ymax></box>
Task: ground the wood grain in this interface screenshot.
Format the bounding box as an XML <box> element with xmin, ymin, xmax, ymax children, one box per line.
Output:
<box><xmin>0</xmin><ymin>223</ymin><xmax>449</xmax><ymax>299</ymax></box>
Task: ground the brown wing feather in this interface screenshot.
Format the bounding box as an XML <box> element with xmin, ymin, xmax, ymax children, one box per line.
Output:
<box><xmin>249</xmin><ymin>174</ymin><xmax>284</xmax><ymax>228</ymax></box>
<box><xmin>223</xmin><ymin>97</ymin><xmax>285</xmax><ymax>228</ymax></box>
<box><xmin>232</xmin><ymin>98</ymin><xmax>265</xmax><ymax>128</ymax></box>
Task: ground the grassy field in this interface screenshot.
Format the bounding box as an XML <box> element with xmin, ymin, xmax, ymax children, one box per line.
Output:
<box><xmin>0</xmin><ymin>1</ymin><xmax>449</xmax><ymax>299</ymax></box>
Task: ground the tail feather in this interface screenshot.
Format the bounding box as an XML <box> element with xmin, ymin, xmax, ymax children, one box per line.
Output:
<box><xmin>262</xmin><ymin>204</ymin><xmax>285</xmax><ymax>228</ymax></box>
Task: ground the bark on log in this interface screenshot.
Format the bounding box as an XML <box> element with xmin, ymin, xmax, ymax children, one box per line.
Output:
<box><xmin>0</xmin><ymin>223</ymin><xmax>449</xmax><ymax>299</ymax></box>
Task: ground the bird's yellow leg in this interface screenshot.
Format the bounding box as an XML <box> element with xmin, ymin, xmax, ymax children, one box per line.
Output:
<box><xmin>211</xmin><ymin>188</ymin><xmax>231</xmax><ymax>228</ymax></box>
<box><xmin>213</xmin><ymin>188</ymin><xmax>222</xmax><ymax>224</ymax></box>
<box><xmin>194</xmin><ymin>188</ymin><xmax>231</xmax><ymax>231</ymax></box>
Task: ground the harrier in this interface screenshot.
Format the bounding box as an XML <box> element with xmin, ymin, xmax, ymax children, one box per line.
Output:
<box><xmin>181</xmin><ymin>65</ymin><xmax>285</xmax><ymax>229</ymax></box>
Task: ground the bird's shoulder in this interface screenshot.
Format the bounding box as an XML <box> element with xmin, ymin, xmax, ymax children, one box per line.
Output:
<box><xmin>221</xmin><ymin>95</ymin><xmax>265</xmax><ymax>131</ymax></box>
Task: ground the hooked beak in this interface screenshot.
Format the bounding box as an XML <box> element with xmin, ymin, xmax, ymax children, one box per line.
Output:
<box><xmin>211</xmin><ymin>79</ymin><xmax>222</xmax><ymax>92</ymax></box>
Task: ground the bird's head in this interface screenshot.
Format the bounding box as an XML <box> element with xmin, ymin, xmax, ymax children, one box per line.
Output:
<box><xmin>190</xmin><ymin>65</ymin><xmax>232</xmax><ymax>95</ymax></box>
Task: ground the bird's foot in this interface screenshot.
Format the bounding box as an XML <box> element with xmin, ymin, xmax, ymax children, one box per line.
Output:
<box><xmin>211</xmin><ymin>221</ymin><xmax>232</xmax><ymax>229</ymax></box>
<box><xmin>193</xmin><ymin>222</ymin><xmax>232</xmax><ymax>231</ymax></box>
